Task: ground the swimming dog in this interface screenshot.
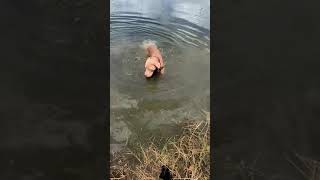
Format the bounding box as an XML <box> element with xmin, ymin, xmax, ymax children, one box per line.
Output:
<box><xmin>142</xmin><ymin>41</ymin><xmax>165</xmax><ymax>78</ymax></box>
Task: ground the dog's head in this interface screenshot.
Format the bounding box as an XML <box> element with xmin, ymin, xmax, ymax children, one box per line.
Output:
<box><xmin>144</xmin><ymin>57</ymin><xmax>161</xmax><ymax>78</ymax></box>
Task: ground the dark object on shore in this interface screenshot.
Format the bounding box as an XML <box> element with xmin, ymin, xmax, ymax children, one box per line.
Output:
<box><xmin>159</xmin><ymin>165</ymin><xmax>172</xmax><ymax>180</ymax></box>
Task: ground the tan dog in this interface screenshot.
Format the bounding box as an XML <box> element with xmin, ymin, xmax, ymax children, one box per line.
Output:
<box><xmin>143</xmin><ymin>42</ymin><xmax>165</xmax><ymax>78</ymax></box>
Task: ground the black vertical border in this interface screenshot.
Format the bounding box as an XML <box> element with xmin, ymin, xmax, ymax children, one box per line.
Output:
<box><xmin>0</xmin><ymin>0</ymin><xmax>109</xmax><ymax>179</ymax></box>
<box><xmin>212</xmin><ymin>0</ymin><xmax>320</xmax><ymax>179</ymax></box>
<box><xmin>105</xmin><ymin>0</ymin><xmax>110</xmax><ymax>179</ymax></box>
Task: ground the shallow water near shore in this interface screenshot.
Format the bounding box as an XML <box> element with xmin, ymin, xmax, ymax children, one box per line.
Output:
<box><xmin>110</xmin><ymin>0</ymin><xmax>210</xmax><ymax>151</ymax></box>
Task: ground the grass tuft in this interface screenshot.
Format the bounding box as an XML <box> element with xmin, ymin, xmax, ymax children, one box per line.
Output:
<box><xmin>110</xmin><ymin>112</ymin><xmax>210</xmax><ymax>180</ymax></box>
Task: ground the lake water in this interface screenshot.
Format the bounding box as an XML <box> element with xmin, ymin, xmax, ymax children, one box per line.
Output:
<box><xmin>110</xmin><ymin>0</ymin><xmax>210</xmax><ymax>152</ymax></box>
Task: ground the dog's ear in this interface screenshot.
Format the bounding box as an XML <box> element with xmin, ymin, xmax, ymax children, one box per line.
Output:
<box><xmin>155</xmin><ymin>62</ymin><xmax>161</xmax><ymax>69</ymax></box>
<box><xmin>146</xmin><ymin>63</ymin><xmax>156</xmax><ymax>70</ymax></box>
<box><xmin>144</xmin><ymin>57</ymin><xmax>152</xmax><ymax>68</ymax></box>
<box><xmin>144</xmin><ymin>70</ymin><xmax>153</xmax><ymax>77</ymax></box>
<box><xmin>147</xmin><ymin>58</ymin><xmax>160</xmax><ymax>69</ymax></box>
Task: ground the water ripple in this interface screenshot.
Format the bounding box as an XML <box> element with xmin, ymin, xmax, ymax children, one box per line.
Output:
<box><xmin>110</xmin><ymin>12</ymin><xmax>209</xmax><ymax>48</ymax></box>
<box><xmin>110</xmin><ymin>11</ymin><xmax>210</xmax><ymax>101</ymax></box>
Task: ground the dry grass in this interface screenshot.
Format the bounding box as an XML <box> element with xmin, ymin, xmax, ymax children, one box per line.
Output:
<box><xmin>110</xmin><ymin>112</ymin><xmax>210</xmax><ymax>180</ymax></box>
<box><xmin>286</xmin><ymin>153</ymin><xmax>320</xmax><ymax>180</ymax></box>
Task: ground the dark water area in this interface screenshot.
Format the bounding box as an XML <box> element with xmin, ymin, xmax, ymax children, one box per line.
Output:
<box><xmin>214</xmin><ymin>0</ymin><xmax>320</xmax><ymax>179</ymax></box>
<box><xmin>0</xmin><ymin>0</ymin><xmax>107</xmax><ymax>179</ymax></box>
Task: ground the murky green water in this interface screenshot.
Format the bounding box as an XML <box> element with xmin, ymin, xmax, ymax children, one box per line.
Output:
<box><xmin>110</xmin><ymin>0</ymin><xmax>210</xmax><ymax>153</ymax></box>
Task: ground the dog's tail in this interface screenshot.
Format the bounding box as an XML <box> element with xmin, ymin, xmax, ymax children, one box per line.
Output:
<box><xmin>140</xmin><ymin>39</ymin><xmax>157</xmax><ymax>50</ymax></box>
